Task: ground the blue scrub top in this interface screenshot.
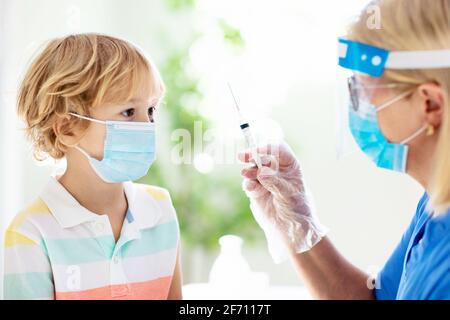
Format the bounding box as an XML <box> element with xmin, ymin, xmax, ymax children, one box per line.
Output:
<box><xmin>374</xmin><ymin>193</ymin><xmax>450</xmax><ymax>299</ymax></box>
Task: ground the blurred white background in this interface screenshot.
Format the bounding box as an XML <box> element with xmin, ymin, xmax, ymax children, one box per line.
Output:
<box><xmin>0</xmin><ymin>0</ymin><xmax>424</xmax><ymax>299</ymax></box>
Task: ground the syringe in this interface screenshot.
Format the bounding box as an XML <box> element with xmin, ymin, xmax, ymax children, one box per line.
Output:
<box><xmin>227</xmin><ymin>82</ymin><xmax>261</xmax><ymax>168</ymax></box>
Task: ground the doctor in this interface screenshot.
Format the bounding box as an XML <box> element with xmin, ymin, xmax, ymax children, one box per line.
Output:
<box><xmin>239</xmin><ymin>0</ymin><xmax>450</xmax><ymax>299</ymax></box>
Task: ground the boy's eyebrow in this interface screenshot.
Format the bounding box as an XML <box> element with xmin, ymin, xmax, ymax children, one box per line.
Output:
<box><xmin>128</xmin><ymin>97</ymin><xmax>160</xmax><ymax>106</ymax></box>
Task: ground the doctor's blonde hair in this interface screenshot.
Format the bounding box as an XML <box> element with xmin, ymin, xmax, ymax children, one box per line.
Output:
<box><xmin>348</xmin><ymin>0</ymin><xmax>450</xmax><ymax>214</ymax></box>
<box><xmin>17</xmin><ymin>33</ymin><xmax>165</xmax><ymax>161</ymax></box>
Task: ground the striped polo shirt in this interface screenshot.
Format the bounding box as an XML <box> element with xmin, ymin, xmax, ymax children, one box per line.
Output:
<box><xmin>3</xmin><ymin>176</ymin><xmax>180</xmax><ymax>300</ymax></box>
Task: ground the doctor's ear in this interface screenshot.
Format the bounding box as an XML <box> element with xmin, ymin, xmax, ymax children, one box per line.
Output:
<box><xmin>52</xmin><ymin>113</ymin><xmax>87</xmax><ymax>148</ymax></box>
<box><xmin>417</xmin><ymin>83</ymin><xmax>444</xmax><ymax>129</ymax></box>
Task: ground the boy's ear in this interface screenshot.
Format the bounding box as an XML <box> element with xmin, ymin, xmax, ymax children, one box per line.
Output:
<box><xmin>53</xmin><ymin>114</ymin><xmax>81</xmax><ymax>147</ymax></box>
<box><xmin>417</xmin><ymin>82</ymin><xmax>444</xmax><ymax>128</ymax></box>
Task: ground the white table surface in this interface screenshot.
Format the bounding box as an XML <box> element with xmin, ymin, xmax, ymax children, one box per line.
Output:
<box><xmin>183</xmin><ymin>283</ymin><xmax>312</xmax><ymax>300</ymax></box>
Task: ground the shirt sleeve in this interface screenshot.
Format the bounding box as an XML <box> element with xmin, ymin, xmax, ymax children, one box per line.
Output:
<box><xmin>3</xmin><ymin>228</ymin><xmax>54</xmax><ymax>300</ymax></box>
<box><xmin>374</xmin><ymin>193</ymin><xmax>427</xmax><ymax>300</ymax></box>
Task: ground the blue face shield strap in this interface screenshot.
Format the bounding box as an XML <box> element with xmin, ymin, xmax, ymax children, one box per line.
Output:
<box><xmin>338</xmin><ymin>38</ymin><xmax>389</xmax><ymax>77</ymax></box>
<box><xmin>338</xmin><ymin>38</ymin><xmax>450</xmax><ymax>77</ymax></box>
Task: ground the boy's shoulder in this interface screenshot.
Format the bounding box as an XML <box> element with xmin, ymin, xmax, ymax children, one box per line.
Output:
<box><xmin>133</xmin><ymin>183</ymin><xmax>172</xmax><ymax>201</ymax></box>
<box><xmin>5</xmin><ymin>197</ymin><xmax>52</xmax><ymax>243</ymax></box>
<box><xmin>127</xmin><ymin>182</ymin><xmax>178</xmax><ymax>227</ymax></box>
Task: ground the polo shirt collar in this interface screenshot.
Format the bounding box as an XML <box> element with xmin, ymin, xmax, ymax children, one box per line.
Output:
<box><xmin>40</xmin><ymin>176</ymin><xmax>159</xmax><ymax>230</ymax></box>
<box><xmin>40</xmin><ymin>176</ymin><xmax>100</xmax><ymax>228</ymax></box>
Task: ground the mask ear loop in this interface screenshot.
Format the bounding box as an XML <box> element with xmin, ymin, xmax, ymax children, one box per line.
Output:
<box><xmin>400</xmin><ymin>125</ymin><xmax>428</xmax><ymax>145</ymax></box>
<box><xmin>376</xmin><ymin>90</ymin><xmax>414</xmax><ymax>112</ymax></box>
<box><xmin>68</xmin><ymin>112</ymin><xmax>107</xmax><ymax>125</ymax></box>
<box><xmin>68</xmin><ymin>112</ymin><xmax>105</xmax><ymax>160</ymax></box>
<box><xmin>372</xmin><ymin>89</ymin><xmax>428</xmax><ymax>145</ymax></box>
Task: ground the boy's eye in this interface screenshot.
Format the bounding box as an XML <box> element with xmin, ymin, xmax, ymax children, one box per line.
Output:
<box><xmin>121</xmin><ymin>108</ymin><xmax>135</xmax><ymax>117</ymax></box>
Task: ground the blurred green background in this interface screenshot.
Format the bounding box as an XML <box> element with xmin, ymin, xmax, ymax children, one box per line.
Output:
<box><xmin>138</xmin><ymin>0</ymin><xmax>261</xmax><ymax>251</ymax></box>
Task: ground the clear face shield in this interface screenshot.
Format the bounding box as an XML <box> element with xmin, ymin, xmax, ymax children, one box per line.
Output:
<box><xmin>336</xmin><ymin>38</ymin><xmax>450</xmax><ymax>161</ymax></box>
<box><xmin>335</xmin><ymin>70</ymin><xmax>411</xmax><ymax>158</ymax></box>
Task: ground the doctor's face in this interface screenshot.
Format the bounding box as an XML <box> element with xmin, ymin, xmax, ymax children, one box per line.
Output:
<box><xmin>357</xmin><ymin>75</ymin><xmax>424</xmax><ymax>145</ymax></box>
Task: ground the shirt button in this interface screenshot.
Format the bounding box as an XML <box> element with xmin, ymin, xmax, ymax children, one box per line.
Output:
<box><xmin>113</xmin><ymin>256</ymin><xmax>120</xmax><ymax>264</ymax></box>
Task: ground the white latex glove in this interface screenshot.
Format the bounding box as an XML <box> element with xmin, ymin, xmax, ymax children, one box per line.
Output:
<box><xmin>239</xmin><ymin>142</ymin><xmax>328</xmax><ymax>263</ymax></box>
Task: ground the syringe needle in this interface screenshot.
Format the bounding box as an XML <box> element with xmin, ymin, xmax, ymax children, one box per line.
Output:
<box><xmin>227</xmin><ymin>82</ymin><xmax>241</xmax><ymax>113</ymax></box>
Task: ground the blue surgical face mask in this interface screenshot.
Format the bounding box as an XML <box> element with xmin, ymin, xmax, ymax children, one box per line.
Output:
<box><xmin>69</xmin><ymin>113</ymin><xmax>156</xmax><ymax>183</ymax></box>
<box><xmin>348</xmin><ymin>92</ymin><xmax>427</xmax><ymax>173</ymax></box>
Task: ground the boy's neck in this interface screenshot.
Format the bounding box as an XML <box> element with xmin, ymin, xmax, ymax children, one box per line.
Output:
<box><xmin>58</xmin><ymin>155</ymin><xmax>128</xmax><ymax>216</ymax></box>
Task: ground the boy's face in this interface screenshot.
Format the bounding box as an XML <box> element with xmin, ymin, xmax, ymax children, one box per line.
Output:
<box><xmin>70</xmin><ymin>86</ymin><xmax>159</xmax><ymax>162</ymax></box>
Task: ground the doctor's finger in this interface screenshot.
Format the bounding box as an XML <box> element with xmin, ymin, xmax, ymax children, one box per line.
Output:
<box><xmin>242</xmin><ymin>179</ymin><xmax>269</xmax><ymax>198</ymax></box>
<box><xmin>241</xmin><ymin>167</ymin><xmax>258</xmax><ymax>179</ymax></box>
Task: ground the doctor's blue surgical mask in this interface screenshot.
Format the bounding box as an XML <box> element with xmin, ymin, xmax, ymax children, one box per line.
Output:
<box><xmin>348</xmin><ymin>91</ymin><xmax>428</xmax><ymax>173</ymax></box>
<box><xmin>69</xmin><ymin>113</ymin><xmax>156</xmax><ymax>183</ymax></box>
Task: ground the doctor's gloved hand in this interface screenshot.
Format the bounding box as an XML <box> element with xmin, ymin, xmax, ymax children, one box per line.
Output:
<box><xmin>239</xmin><ymin>142</ymin><xmax>328</xmax><ymax>263</ymax></box>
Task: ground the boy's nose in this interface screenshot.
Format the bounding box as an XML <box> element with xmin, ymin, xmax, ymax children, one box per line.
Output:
<box><xmin>136</xmin><ymin>112</ymin><xmax>151</xmax><ymax>123</ymax></box>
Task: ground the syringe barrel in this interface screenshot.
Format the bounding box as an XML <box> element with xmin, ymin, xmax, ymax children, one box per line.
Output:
<box><xmin>242</xmin><ymin>126</ymin><xmax>257</xmax><ymax>148</ymax></box>
<box><xmin>241</xmin><ymin>125</ymin><xmax>261</xmax><ymax>167</ymax></box>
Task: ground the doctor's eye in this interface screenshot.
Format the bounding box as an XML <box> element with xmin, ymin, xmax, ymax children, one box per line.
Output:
<box><xmin>121</xmin><ymin>108</ymin><xmax>135</xmax><ymax>118</ymax></box>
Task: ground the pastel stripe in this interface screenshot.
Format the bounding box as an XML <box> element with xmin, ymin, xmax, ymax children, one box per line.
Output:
<box><xmin>42</xmin><ymin>220</ymin><xmax>178</xmax><ymax>265</ymax></box>
<box><xmin>55</xmin><ymin>276</ymin><xmax>172</xmax><ymax>300</ymax></box>
<box><xmin>144</xmin><ymin>186</ymin><xmax>169</xmax><ymax>200</ymax></box>
<box><xmin>4</xmin><ymin>272</ymin><xmax>54</xmax><ymax>300</ymax></box>
<box><xmin>120</xmin><ymin>220</ymin><xmax>178</xmax><ymax>258</ymax></box>
<box><xmin>4</xmin><ymin>230</ymin><xmax>37</xmax><ymax>247</ymax></box>
<box><xmin>9</xmin><ymin>198</ymin><xmax>51</xmax><ymax>230</ymax></box>
<box><xmin>42</xmin><ymin>235</ymin><xmax>116</xmax><ymax>264</ymax></box>
<box><xmin>52</xmin><ymin>248</ymin><xmax>177</xmax><ymax>292</ymax></box>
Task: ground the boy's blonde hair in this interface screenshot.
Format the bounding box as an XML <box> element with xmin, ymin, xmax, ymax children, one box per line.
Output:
<box><xmin>348</xmin><ymin>0</ymin><xmax>450</xmax><ymax>213</ymax></box>
<box><xmin>17</xmin><ymin>33</ymin><xmax>165</xmax><ymax>160</ymax></box>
